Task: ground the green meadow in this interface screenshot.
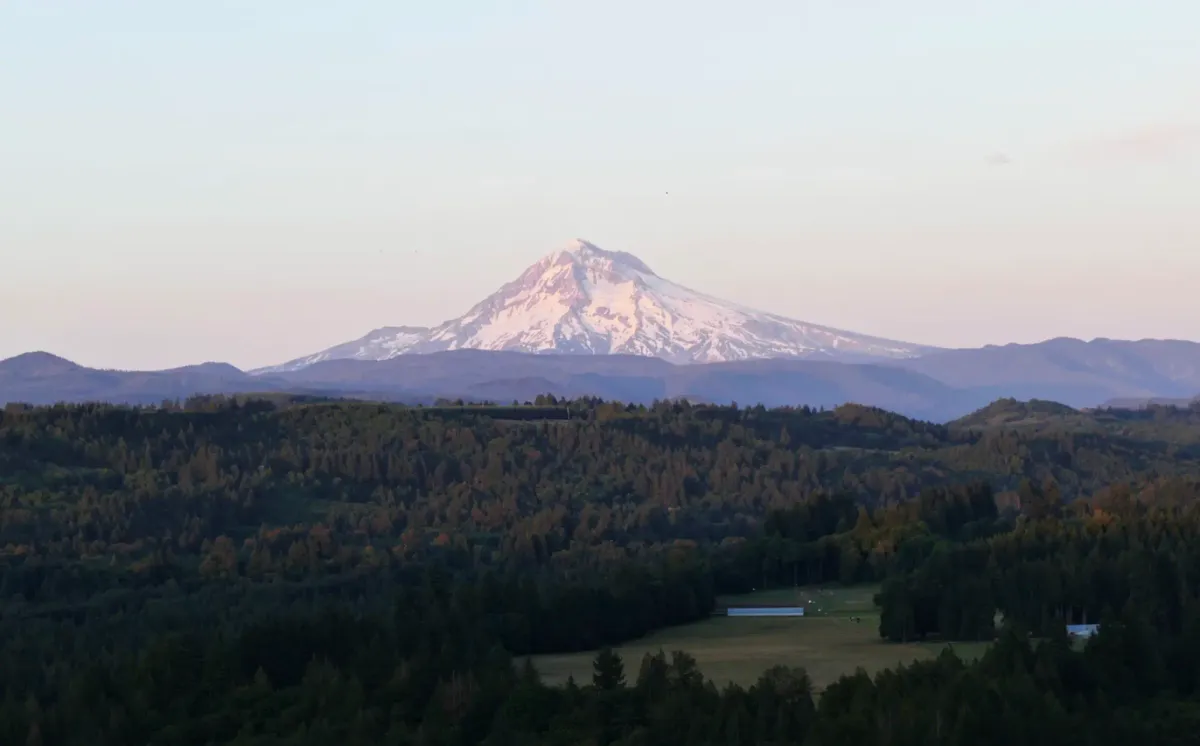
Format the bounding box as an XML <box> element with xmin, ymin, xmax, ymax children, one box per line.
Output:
<box><xmin>528</xmin><ymin>585</ymin><xmax>990</xmax><ymax>691</ymax></box>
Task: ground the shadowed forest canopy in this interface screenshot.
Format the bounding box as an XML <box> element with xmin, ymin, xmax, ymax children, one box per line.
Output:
<box><xmin>3</xmin><ymin>396</ymin><xmax>1200</xmax><ymax>565</ymax></box>
<box><xmin>4</xmin><ymin>396</ymin><xmax>1200</xmax><ymax>744</ymax></box>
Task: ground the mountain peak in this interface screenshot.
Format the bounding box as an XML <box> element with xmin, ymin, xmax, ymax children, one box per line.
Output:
<box><xmin>546</xmin><ymin>239</ymin><xmax>658</xmax><ymax>277</ymax></box>
<box><xmin>256</xmin><ymin>239</ymin><xmax>934</xmax><ymax>373</ymax></box>
<box><xmin>563</xmin><ymin>238</ymin><xmax>599</xmax><ymax>252</ymax></box>
<box><xmin>0</xmin><ymin>351</ymin><xmax>81</xmax><ymax>376</ymax></box>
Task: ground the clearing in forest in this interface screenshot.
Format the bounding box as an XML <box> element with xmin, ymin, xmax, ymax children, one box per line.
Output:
<box><xmin>528</xmin><ymin>585</ymin><xmax>990</xmax><ymax>691</ymax></box>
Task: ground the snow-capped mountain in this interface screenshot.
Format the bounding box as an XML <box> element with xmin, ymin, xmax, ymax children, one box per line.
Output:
<box><xmin>257</xmin><ymin>239</ymin><xmax>935</xmax><ymax>373</ymax></box>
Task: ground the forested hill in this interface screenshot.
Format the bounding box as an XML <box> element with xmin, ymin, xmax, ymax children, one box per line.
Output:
<box><xmin>6</xmin><ymin>397</ymin><xmax>1200</xmax><ymax>744</ymax></box>
<box><xmin>3</xmin><ymin>396</ymin><xmax>1200</xmax><ymax>570</ymax></box>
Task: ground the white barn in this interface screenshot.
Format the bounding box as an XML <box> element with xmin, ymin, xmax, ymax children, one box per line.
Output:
<box><xmin>726</xmin><ymin>606</ymin><xmax>805</xmax><ymax>617</ymax></box>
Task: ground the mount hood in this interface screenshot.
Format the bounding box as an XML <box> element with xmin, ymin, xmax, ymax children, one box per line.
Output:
<box><xmin>258</xmin><ymin>239</ymin><xmax>934</xmax><ymax>372</ymax></box>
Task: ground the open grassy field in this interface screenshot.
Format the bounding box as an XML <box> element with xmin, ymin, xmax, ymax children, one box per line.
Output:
<box><xmin>527</xmin><ymin>585</ymin><xmax>990</xmax><ymax>691</ymax></box>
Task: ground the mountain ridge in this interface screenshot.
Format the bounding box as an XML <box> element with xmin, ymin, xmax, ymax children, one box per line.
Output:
<box><xmin>890</xmin><ymin>337</ymin><xmax>1200</xmax><ymax>407</ymax></box>
<box><xmin>4</xmin><ymin>337</ymin><xmax>1199</xmax><ymax>423</ymax></box>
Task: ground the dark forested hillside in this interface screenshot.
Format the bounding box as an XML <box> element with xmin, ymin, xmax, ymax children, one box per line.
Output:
<box><xmin>4</xmin><ymin>396</ymin><xmax>1200</xmax><ymax>566</ymax></box>
<box><xmin>4</xmin><ymin>396</ymin><xmax>1200</xmax><ymax>744</ymax></box>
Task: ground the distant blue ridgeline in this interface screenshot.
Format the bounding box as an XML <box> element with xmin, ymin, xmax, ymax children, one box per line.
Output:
<box><xmin>725</xmin><ymin>606</ymin><xmax>805</xmax><ymax>617</ymax></box>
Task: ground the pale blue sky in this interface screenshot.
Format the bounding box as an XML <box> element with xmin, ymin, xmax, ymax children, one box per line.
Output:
<box><xmin>2</xmin><ymin>1</ymin><xmax>1197</xmax><ymax>370</ymax></box>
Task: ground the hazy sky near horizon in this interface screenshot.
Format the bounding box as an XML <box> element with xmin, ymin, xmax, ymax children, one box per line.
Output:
<box><xmin>2</xmin><ymin>1</ymin><xmax>1198</xmax><ymax>370</ymax></box>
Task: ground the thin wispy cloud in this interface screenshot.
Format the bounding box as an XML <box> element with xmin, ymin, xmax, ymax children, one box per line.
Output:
<box><xmin>1074</xmin><ymin>123</ymin><xmax>1200</xmax><ymax>163</ymax></box>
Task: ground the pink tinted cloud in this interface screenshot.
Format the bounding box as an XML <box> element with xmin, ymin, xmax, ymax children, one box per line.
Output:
<box><xmin>1076</xmin><ymin>123</ymin><xmax>1200</xmax><ymax>162</ymax></box>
